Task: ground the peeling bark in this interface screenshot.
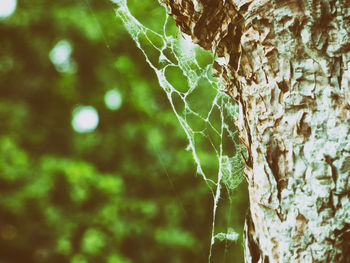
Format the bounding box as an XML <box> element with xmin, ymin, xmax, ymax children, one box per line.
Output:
<box><xmin>159</xmin><ymin>0</ymin><xmax>350</xmax><ymax>262</ymax></box>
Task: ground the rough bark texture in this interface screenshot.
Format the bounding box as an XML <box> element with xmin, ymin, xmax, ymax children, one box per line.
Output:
<box><xmin>159</xmin><ymin>0</ymin><xmax>350</xmax><ymax>262</ymax></box>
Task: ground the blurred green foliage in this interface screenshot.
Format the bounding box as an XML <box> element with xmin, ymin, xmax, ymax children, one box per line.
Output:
<box><xmin>0</xmin><ymin>0</ymin><xmax>248</xmax><ymax>262</ymax></box>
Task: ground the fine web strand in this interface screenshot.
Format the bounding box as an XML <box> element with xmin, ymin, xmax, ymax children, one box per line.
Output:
<box><xmin>113</xmin><ymin>0</ymin><xmax>245</xmax><ymax>260</ymax></box>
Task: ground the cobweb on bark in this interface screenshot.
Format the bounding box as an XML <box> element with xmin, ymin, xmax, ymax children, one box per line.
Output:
<box><xmin>112</xmin><ymin>0</ymin><xmax>244</xmax><ymax>260</ymax></box>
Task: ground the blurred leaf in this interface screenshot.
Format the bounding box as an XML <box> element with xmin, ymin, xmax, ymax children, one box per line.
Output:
<box><xmin>81</xmin><ymin>228</ymin><xmax>106</xmax><ymax>255</ymax></box>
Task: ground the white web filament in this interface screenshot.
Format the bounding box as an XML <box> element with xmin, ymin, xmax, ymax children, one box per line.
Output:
<box><xmin>113</xmin><ymin>1</ymin><xmax>244</xmax><ymax>261</ymax></box>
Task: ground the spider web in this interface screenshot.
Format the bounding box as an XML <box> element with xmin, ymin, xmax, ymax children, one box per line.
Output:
<box><xmin>112</xmin><ymin>0</ymin><xmax>245</xmax><ymax>260</ymax></box>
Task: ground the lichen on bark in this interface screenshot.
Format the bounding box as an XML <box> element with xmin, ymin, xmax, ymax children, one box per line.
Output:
<box><xmin>160</xmin><ymin>0</ymin><xmax>350</xmax><ymax>262</ymax></box>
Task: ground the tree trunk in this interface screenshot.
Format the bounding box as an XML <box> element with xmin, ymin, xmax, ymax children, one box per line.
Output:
<box><xmin>160</xmin><ymin>0</ymin><xmax>350</xmax><ymax>262</ymax></box>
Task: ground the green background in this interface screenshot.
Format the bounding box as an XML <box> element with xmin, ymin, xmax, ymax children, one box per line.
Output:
<box><xmin>0</xmin><ymin>0</ymin><xmax>248</xmax><ymax>262</ymax></box>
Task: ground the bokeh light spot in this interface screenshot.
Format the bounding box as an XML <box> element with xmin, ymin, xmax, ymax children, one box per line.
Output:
<box><xmin>104</xmin><ymin>89</ymin><xmax>122</xmax><ymax>110</ymax></box>
<box><xmin>49</xmin><ymin>40</ymin><xmax>76</xmax><ymax>73</ymax></box>
<box><xmin>72</xmin><ymin>106</ymin><xmax>99</xmax><ymax>133</ymax></box>
<box><xmin>0</xmin><ymin>0</ymin><xmax>17</xmax><ymax>18</ymax></box>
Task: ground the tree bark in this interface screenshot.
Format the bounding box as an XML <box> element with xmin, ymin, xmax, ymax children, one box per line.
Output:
<box><xmin>159</xmin><ymin>0</ymin><xmax>350</xmax><ymax>262</ymax></box>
